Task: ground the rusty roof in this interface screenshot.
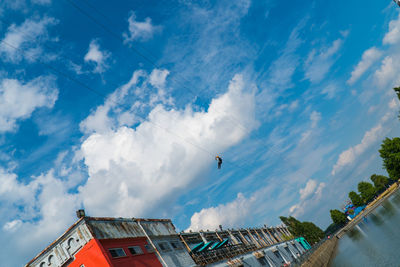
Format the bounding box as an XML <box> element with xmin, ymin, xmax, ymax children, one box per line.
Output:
<box><xmin>85</xmin><ymin>217</ymin><xmax>176</xmax><ymax>239</ymax></box>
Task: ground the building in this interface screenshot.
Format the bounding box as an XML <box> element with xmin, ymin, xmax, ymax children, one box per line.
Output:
<box><xmin>25</xmin><ymin>216</ymin><xmax>196</xmax><ymax>267</ymax></box>
<box><xmin>179</xmin><ymin>226</ymin><xmax>308</xmax><ymax>266</ymax></box>
<box><xmin>26</xmin><ymin>213</ymin><xmax>310</xmax><ymax>267</ymax></box>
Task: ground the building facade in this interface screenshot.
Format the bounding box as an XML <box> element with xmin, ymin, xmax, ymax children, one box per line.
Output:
<box><xmin>26</xmin><ymin>216</ymin><xmax>309</xmax><ymax>267</ymax></box>
<box><xmin>25</xmin><ymin>217</ymin><xmax>196</xmax><ymax>267</ymax></box>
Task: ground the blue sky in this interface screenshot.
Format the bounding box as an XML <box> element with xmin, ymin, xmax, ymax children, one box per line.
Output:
<box><xmin>1</xmin><ymin>0</ymin><xmax>400</xmax><ymax>265</ymax></box>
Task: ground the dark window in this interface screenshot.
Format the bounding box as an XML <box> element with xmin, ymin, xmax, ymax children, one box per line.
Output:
<box><xmin>284</xmin><ymin>247</ymin><xmax>293</xmax><ymax>258</ymax></box>
<box><xmin>170</xmin><ymin>241</ymin><xmax>182</xmax><ymax>250</ymax></box>
<box><xmin>158</xmin><ymin>242</ymin><xmax>171</xmax><ymax>252</ymax></box>
<box><xmin>273</xmin><ymin>250</ymin><xmax>285</xmax><ymax>263</ymax></box>
<box><xmin>145</xmin><ymin>244</ymin><xmax>155</xmax><ymax>253</ymax></box>
<box><xmin>257</xmin><ymin>257</ymin><xmax>271</xmax><ymax>267</ymax></box>
<box><xmin>128</xmin><ymin>246</ymin><xmax>144</xmax><ymax>255</ymax></box>
<box><xmin>109</xmin><ymin>248</ymin><xmax>126</xmax><ymax>258</ymax></box>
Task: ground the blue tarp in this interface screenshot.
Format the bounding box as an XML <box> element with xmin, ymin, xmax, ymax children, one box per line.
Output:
<box><xmin>191</xmin><ymin>242</ymin><xmax>204</xmax><ymax>253</ymax></box>
<box><xmin>210</xmin><ymin>241</ymin><xmax>221</xmax><ymax>250</ymax></box>
<box><xmin>198</xmin><ymin>241</ymin><xmax>213</xmax><ymax>252</ymax></box>
<box><xmin>348</xmin><ymin>205</ymin><xmax>366</xmax><ymax>219</ymax></box>
<box><xmin>216</xmin><ymin>239</ymin><xmax>228</xmax><ymax>249</ymax></box>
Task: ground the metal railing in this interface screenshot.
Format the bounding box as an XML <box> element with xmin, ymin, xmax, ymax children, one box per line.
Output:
<box><xmin>190</xmin><ymin>243</ymin><xmax>258</xmax><ymax>266</ymax></box>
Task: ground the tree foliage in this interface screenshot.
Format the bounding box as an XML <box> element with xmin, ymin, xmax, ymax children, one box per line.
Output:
<box><xmin>349</xmin><ymin>191</ymin><xmax>364</xmax><ymax>206</ymax></box>
<box><xmin>379</xmin><ymin>137</ymin><xmax>400</xmax><ymax>181</ymax></box>
<box><xmin>330</xmin><ymin>209</ymin><xmax>347</xmax><ymax>225</ymax></box>
<box><xmin>358</xmin><ymin>181</ymin><xmax>376</xmax><ymax>203</ymax></box>
<box><xmin>394</xmin><ymin>87</ymin><xmax>400</xmax><ymax>101</ymax></box>
<box><xmin>280</xmin><ymin>216</ymin><xmax>324</xmax><ymax>244</ymax></box>
<box><xmin>370</xmin><ymin>174</ymin><xmax>390</xmax><ymax>193</ymax></box>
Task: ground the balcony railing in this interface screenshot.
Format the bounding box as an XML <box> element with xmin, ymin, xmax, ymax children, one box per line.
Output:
<box><xmin>190</xmin><ymin>243</ymin><xmax>258</xmax><ymax>266</ymax></box>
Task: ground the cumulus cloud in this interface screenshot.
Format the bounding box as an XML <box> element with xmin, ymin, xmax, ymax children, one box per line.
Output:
<box><xmin>0</xmin><ymin>17</ymin><xmax>57</xmax><ymax>62</ymax></box>
<box><xmin>0</xmin><ymin>76</ymin><xmax>58</xmax><ymax>132</ymax></box>
<box><xmin>0</xmin><ymin>168</ymin><xmax>81</xmax><ymax>266</ymax></box>
<box><xmin>123</xmin><ymin>11</ymin><xmax>160</xmax><ymax>43</ymax></box>
<box><xmin>79</xmin><ymin>73</ymin><xmax>257</xmax><ymax>217</ymax></box>
<box><xmin>80</xmin><ymin>70</ymin><xmax>146</xmax><ymax>134</ymax></box>
<box><xmin>383</xmin><ymin>14</ymin><xmax>400</xmax><ymax>45</ymax></box>
<box><xmin>290</xmin><ymin>180</ymin><xmax>326</xmax><ymax>217</ymax></box>
<box><xmin>149</xmin><ymin>69</ymin><xmax>169</xmax><ymax>88</ymax></box>
<box><xmin>299</xmin><ymin>179</ymin><xmax>317</xmax><ymax>200</ymax></box>
<box><xmin>304</xmin><ymin>38</ymin><xmax>343</xmax><ymax>83</ymax></box>
<box><xmin>187</xmin><ymin>193</ymin><xmax>255</xmax><ymax>231</ymax></box>
<box><xmin>348</xmin><ymin>47</ymin><xmax>382</xmax><ymax>85</ymax></box>
<box><xmin>84</xmin><ymin>39</ymin><xmax>111</xmax><ymax>73</ymax></box>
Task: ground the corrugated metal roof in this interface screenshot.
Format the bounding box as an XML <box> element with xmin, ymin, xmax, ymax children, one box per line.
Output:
<box><xmin>84</xmin><ymin>217</ymin><xmax>176</xmax><ymax>239</ymax></box>
<box><xmin>140</xmin><ymin>220</ymin><xmax>177</xmax><ymax>236</ymax></box>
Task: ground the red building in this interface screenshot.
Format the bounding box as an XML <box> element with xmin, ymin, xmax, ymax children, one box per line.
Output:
<box><xmin>25</xmin><ymin>215</ymin><xmax>195</xmax><ymax>267</ymax></box>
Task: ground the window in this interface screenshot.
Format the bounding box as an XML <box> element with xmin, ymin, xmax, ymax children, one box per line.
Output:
<box><xmin>257</xmin><ymin>257</ymin><xmax>271</xmax><ymax>267</ymax></box>
<box><xmin>284</xmin><ymin>247</ymin><xmax>294</xmax><ymax>258</ymax></box>
<box><xmin>273</xmin><ymin>251</ymin><xmax>285</xmax><ymax>264</ymax></box>
<box><xmin>108</xmin><ymin>248</ymin><xmax>126</xmax><ymax>258</ymax></box>
<box><xmin>128</xmin><ymin>246</ymin><xmax>144</xmax><ymax>255</ymax></box>
<box><xmin>170</xmin><ymin>241</ymin><xmax>182</xmax><ymax>250</ymax></box>
<box><xmin>145</xmin><ymin>244</ymin><xmax>155</xmax><ymax>253</ymax></box>
<box><xmin>158</xmin><ymin>242</ymin><xmax>171</xmax><ymax>252</ymax></box>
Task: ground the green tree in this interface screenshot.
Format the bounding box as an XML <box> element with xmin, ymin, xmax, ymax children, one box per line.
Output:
<box><xmin>379</xmin><ymin>137</ymin><xmax>400</xmax><ymax>181</ymax></box>
<box><xmin>370</xmin><ymin>174</ymin><xmax>390</xmax><ymax>193</ymax></box>
<box><xmin>358</xmin><ymin>181</ymin><xmax>377</xmax><ymax>203</ymax></box>
<box><xmin>280</xmin><ymin>216</ymin><xmax>324</xmax><ymax>244</ymax></box>
<box><xmin>394</xmin><ymin>87</ymin><xmax>400</xmax><ymax>101</ymax></box>
<box><xmin>330</xmin><ymin>209</ymin><xmax>347</xmax><ymax>225</ymax></box>
<box><xmin>349</xmin><ymin>191</ymin><xmax>364</xmax><ymax>206</ymax></box>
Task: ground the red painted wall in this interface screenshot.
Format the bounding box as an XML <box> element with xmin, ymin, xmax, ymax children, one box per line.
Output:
<box><xmin>99</xmin><ymin>237</ymin><xmax>163</xmax><ymax>267</ymax></box>
<box><xmin>69</xmin><ymin>239</ymin><xmax>112</xmax><ymax>267</ymax></box>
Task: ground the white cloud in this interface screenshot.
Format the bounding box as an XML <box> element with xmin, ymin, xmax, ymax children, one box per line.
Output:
<box><xmin>149</xmin><ymin>69</ymin><xmax>169</xmax><ymax>88</ymax></box>
<box><xmin>80</xmin><ymin>70</ymin><xmax>145</xmax><ymax>134</ymax></box>
<box><xmin>348</xmin><ymin>47</ymin><xmax>382</xmax><ymax>85</ymax></box>
<box><xmin>0</xmin><ymin>17</ymin><xmax>57</xmax><ymax>62</ymax></box>
<box><xmin>374</xmin><ymin>56</ymin><xmax>399</xmax><ymax>88</ymax></box>
<box><xmin>79</xmin><ymin>73</ymin><xmax>257</xmax><ymax>217</ymax></box>
<box><xmin>123</xmin><ymin>11</ymin><xmax>160</xmax><ymax>43</ymax></box>
<box><xmin>186</xmin><ymin>193</ymin><xmax>255</xmax><ymax>231</ymax></box>
<box><xmin>290</xmin><ymin>180</ymin><xmax>326</xmax><ymax>217</ymax></box>
<box><xmin>0</xmin><ymin>168</ymin><xmax>81</xmax><ymax>266</ymax></box>
<box><xmin>383</xmin><ymin>14</ymin><xmax>400</xmax><ymax>45</ymax></box>
<box><xmin>299</xmin><ymin>179</ymin><xmax>317</xmax><ymax>200</ymax></box>
<box><xmin>84</xmin><ymin>39</ymin><xmax>111</xmax><ymax>73</ymax></box>
<box><xmin>389</xmin><ymin>97</ymin><xmax>399</xmax><ymax>109</ymax></box>
<box><xmin>310</xmin><ymin>111</ymin><xmax>321</xmax><ymax>128</ymax></box>
<box><xmin>331</xmin><ymin>109</ymin><xmax>394</xmax><ymax>176</ymax></box>
<box><xmin>321</xmin><ymin>84</ymin><xmax>338</xmax><ymax>99</ymax></box>
<box><xmin>3</xmin><ymin>219</ymin><xmax>22</xmax><ymax>232</ymax></box>
<box><xmin>0</xmin><ymin>76</ymin><xmax>58</xmax><ymax>132</ymax></box>
<box><xmin>304</xmin><ymin>38</ymin><xmax>343</xmax><ymax>83</ymax></box>
<box><xmin>31</xmin><ymin>0</ymin><xmax>51</xmax><ymax>4</ymax></box>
